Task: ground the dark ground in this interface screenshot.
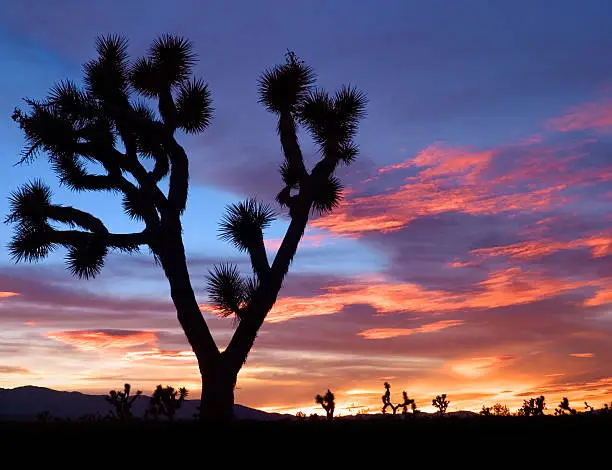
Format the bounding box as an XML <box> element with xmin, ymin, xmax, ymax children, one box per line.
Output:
<box><xmin>1</xmin><ymin>415</ymin><xmax>610</xmax><ymax>462</ymax></box>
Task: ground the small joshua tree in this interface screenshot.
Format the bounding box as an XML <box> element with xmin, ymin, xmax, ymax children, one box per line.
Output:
<box><xmin>147</xmin><ymin>385</ymin><xmax>188</xmax><ymax>421</ymax></box>
<box><xmin>381</xmin><ymin>382</ymin><xmax>413</xmax><ymax>416</ymax></box>
<box><xmin>492</xmin><ymin>403</ymin><xmax>510</xmax><ymax>416</ymax></box>
<box><xmin>105</xmin><ymin>383</ymin><xmax>142</xmax><ymax>420</ymax></box>
<box><xmin>381</xmin><ymin>382</ymin><xmax>397</xmax><ymax>415</ymax></box>
<box><xmin>584</xmin><ymin>402</ymin><xmax>594</xmax><ymax>413</ymax></box>
<box><xmin>480</xmin><ymin>405</ymin><xmax>492</xmax><ymax>416</ymax></box>
<box><xmin>555</xmin><ymin>397</ymin><xmax>576</xmax><ymax>416</ymax></box>
<box><xmin>432</xmin><ymin>394</ymin><xmax>449</xmax><ymax>415</ymax></box>
<box><xmin>315</xmin><ymin>389</ymin><xmax>335</xmax><ymax>421</ymax></box>
<box><xmin>517</xmin><ymin>395</ymin><xmax>546</xmax><ymax>417</ymax></box>
<box><xmin>400</xmin><ymin>391</ymin><xmax>415</xmax><ymax>418</ymax></box>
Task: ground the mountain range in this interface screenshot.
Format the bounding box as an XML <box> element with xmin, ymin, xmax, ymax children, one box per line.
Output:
<box><xmin>0</xmin><ymin>386</ymin><xmax>289</xmax><ymax>421</ymax></box>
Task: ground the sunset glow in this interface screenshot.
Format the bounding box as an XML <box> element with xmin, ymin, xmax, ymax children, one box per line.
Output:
<box><xmin>1</xmin><ymin>0</ymin><xmax>612</xmax><ymax>417</ymax></box>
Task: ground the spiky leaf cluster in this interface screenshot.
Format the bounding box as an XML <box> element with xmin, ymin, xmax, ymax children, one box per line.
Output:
<box><xmin>219</xmin><ymin>199</ymin><xmax>276</xmax><ymax>252</ymax></box>
<box><xmin>206</xmin><ymin>263</ymin><xmax>253</xmax><ymax>319</ymax></box>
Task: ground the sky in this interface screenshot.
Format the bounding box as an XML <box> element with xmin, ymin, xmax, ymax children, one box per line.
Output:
<box><xmin>1</xmin><ymin>0</ymin><xmax>612</xmax><ymax>416</ymax></box>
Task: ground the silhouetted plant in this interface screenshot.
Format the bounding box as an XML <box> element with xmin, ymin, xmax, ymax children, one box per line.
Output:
<box><xmin>480</xmin><ymin>405</ymin><xmax>492</xmax><ymax>416</ymax></box>
<box><xmin>309</xmin><ymin>413</ymin><xmax>321</xmax><ymax>421</ymax></box>
<box><xmin>315</xmin><ymin>389</ymin><xmax>335</xmax><ymax>421</ymax></box>
<box><xmin>555</xmin><ymin>397</ymin><xmax>576</xmax><ymax>416</ymax></box>
<box><xmin>7</xmin><ymin>36</ymin><xmax>366</xmax><ymax>422</ymax></box>
<box><xmin>432</xmin><ymin>394</ymin><xmax>449</xmax><ymax>415</ymax></box>
<box><xmin>517</xmin><ymin>396</ymin><xmax>546</xmax><ymax>417</ymax></box>
<box><xmin>295</xmin><ymin>411</ymin><xmax>306</xmax><ymax>422</ymax></box>
<box><xmin>602</xmin><ymin>403</ymin><xmax>612</xmax><ymax>414</ymax></box>
<box><xmin>400</xmin><ymin>391</ymin><xmax>416</xmax><ymax>418</ymax></box>
<box><xmin>381</xmin><ymin>382</ymin><xmax>398</xmax><ymax>415</ymax></box>
<box><xmin>147</xmin><ymin>385</ymin><xmax>188</xmax><ymax>421</ymax></box>
<box><xmin>584</xmin><ymin>402</ymin><xmax>594</xmax><ymax>413</ymax></box>
<box><xmin>411</xmin><ymin>401</ymin><xmax>420</xmax><ymax>416</ymax></box>
<box><xmin>381</xmin><ymin>382</ymin><xmax>414</xmax><ymax>417</ymax></box>
<box><xmin>105</xmin><ymin>383</ymin><xmax>142</xmax><ymax>420</ymax></box>
<box><xmin>492</xmin><ymin>403</ymin><xmax>510</xmax><ymax>416</ymax></box>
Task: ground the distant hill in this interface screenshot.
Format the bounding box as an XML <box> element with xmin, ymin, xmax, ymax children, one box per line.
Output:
<box><xmin>0</xmin><ymin>386</ymin><xmax>290</xmax><ymax>421</ymax></box>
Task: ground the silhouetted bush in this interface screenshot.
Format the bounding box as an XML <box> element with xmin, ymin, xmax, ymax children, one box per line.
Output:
<box><xmin>432</xmin><ymin>394</ymin><xmax>450</xmax><ymax>415</ymax></box>
<box><xmin>105</xmin><ymin>384</ymin><xmax>142</xmax><ymax>420</ymax></box>
<box><xmin>517</xmin><ymin>396</ymin><xmax>546</xmax><ymax>416</ymax></box>
<box><xmin>147</xmin><ymin>385</ymin><xmax>188</xmax><ymax>421</ymax></box>
<box><xmin>315</xmin><ymin>389</ymin><xmax>335</xmax><ymax>421</ymax></box>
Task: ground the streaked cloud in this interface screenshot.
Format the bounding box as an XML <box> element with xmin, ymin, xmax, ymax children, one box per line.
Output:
<box><xmin>547</xmin><ymin>100</ymin><xmax>612</xmax><ymax>133</ymax></box>
<box><xmin>358</xmin><ymin>320</ymin><xmax>464</xmax><ymax>339</ymax></box>
<box><xmin>46</xmin><ymin>330</ymin><xmax>158</xmax><ymax>351</ymax></box>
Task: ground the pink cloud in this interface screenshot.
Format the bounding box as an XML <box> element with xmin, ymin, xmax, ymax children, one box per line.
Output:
<box><xmin>546</xmin><ymin>100</ymin><xmax>612</xmax><ymax>133</ymax></box>
<box><xmin>46</xmin><ymin>330</ymin><xmax>158</xmax><ymax>351</ymax></box>
<box><xmin>569</xmin><ymin>353</ymin><xmax>594</xmax><ymax>358</ymax></box>
<box><xmin>358</xmin><ymin>319</ymin><xmax>464</xmax><ymax>339</ymax></box>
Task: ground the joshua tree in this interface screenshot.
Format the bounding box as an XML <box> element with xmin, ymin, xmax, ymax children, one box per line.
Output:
<box><xmin>584</xmin><ymin>402</ymin><xmax>594</xmax><ymax>413</ymax></box>
<box><xmin>492</xmin><ymin>403</ymin><xmax>510</xmax><ymax>416</ymax></box>
<box><xmin>480</xmin><ymin>405</ymin><xmax>492</xmax><ymax>416</ymax></box>
<box><xmin>147</xmin><ymin>385</ymin><xmax>188</xmax><ymax>421</ymax></box>
<box><xmin>315</xmin><ymin>389</ymin><xmax>335</xmax><ymax>421</ymax></box>
<box><xmin>381</xmin><ymin>382</ymin><xmax>413</xmax><ymax>416</ymax></box>
<box><xmin>400</xmin><ymin>391</ymin><xmax>415</xmax><ymax>418</ymax></box>
<box><xmin>105</xmin><ymin>383</ymin><xmax>142</xmax><ymax>420</ymax></box>
<box><xmin>410</xmin><ymin>401</ymin><xmax>420</xmax><ymax>416</ymax></box>
<box><xmin>555</xmin><ymin>397</ymin><xmax>576</xmax><ymax>416</ymax></box>
<box><xmin>432</xmin><ymin>394</ymin><xmax>449</xmax><ymax>415</ymax></box>
<box><xmin>517</xmin><ymin>395</ymin><xmax>546</xmax><ymax>416</ymax></box>
<box><xmin>381</xmin><ymin>382</ymin><xmax>397</xmax><ymax>414</ymax></box>
<box><xmin>6</xmin><ymin>35</ymin><xmax>366</xmax><ymax>422</ymax></box>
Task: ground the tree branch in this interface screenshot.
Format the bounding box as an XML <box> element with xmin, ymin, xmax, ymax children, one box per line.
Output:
<box><xmin>164</xmin><ymin>136</ymin><xmax>189</xmax><ymax>214</ymax></box>
<box><xmin>247</xmin><ymin>236</ymin><xmax>270</xmax><ymax>281</ymax></box>
<box><xmin>51</xmin><ymin>228</ymin><xmax>149</xmax><ymax>250</ymax></box>
<box><xmin>279</xmin><ymin>111</ymin><xmax>307</xmax><ymax>180</ymax></box>
<box><xmin>47</xmin><ymin>205</ymin><xmax>109</xmax><ymax>233</ymax></box>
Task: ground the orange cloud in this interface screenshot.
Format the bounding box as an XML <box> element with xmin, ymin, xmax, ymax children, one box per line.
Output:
<box><xmin>449</xmin><ymin>355</ymin><xmax>516</xmax><ymax>378</ymax></box>
<box><xmin>124</xmin><ymin>348</ymin><xmax>196</xmax><ymax>362</ymax></box>
<box><xmin>313</xmin><ymin>141</ymin><xmax>572</xmax><ymax>236</ymax></box>
<box><xmin>46</xmin><ymin>330</ymin><xmax>158</xmax><ymax>351</ymax></box>
<box><xmin>546</xmin><ymin>100</ymin><xmax>612</xmax><ymax>133</ymax></box>
<box><xmin>471</xmin><ymin>233</ymin><xmax>612</xmax><ymax>261</ymax></box>
<box><xmin>569</xmin><ymin>353</ymin><xmax>594</xmax><ymax>358</ymax></box>
<box><xmin>237</xmin><ymin>267</ymin><xmax>603</xmax><ymax>323</ymax></box>
<box><xmin>0</xmin><ymin>292</ymin><xmax>19</xmax><ymax>299</ymax></box>
<box><xmin>584</xmin><ymin>287</ymin><xmax>612</xmax><ymax>307</ymax></box>
<box><xmin>358</xmin><ymin>320</ymin><xmax>464</xmax><ymax>339</ymax></box>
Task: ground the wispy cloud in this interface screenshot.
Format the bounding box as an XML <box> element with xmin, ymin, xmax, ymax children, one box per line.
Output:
<box><xmin>358</xmin><ymin>320</ymin><xmax>464</xmax><ymax>339</ymax></box>
<box><xmin>46</xmin><ymin>330</ymin><xmax>158</xmax><ymax>351</ymax></box>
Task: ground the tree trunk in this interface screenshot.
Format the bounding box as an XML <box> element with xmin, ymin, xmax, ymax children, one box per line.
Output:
<box><xmin>199</xmin><ymin>364</ymin><xmax>237</xmax><ymax>422</ymax></box>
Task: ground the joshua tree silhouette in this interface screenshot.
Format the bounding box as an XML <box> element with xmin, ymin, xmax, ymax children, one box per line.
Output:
<box><xmin>146</xmin><ymin>385</ymin><xmax>188</xmax><ymax>421</ymax></box>
<box><xmin>315</xmin><ymin>389</ymin><xmax>335</xmax><ymax>421</ymax></box>
<box><xmin>517</xmin><ymin>396</ymin><xmax>546</xmax><ymax>416</ymax></box>
<box><xmin>432</xmin><ymin>394</ymin><xmax>450</xmax><ymax>415</ymax></box>
<box><xmin>105</xmin><ymin>383</ymin><xmax>142</xmax><ymax>420</ymax></box>
<box><xmin>554</xmin><ymin>397</ymin><xmax>576</xmax><ymax>416</ymax></box>
<box><xmin>6</xmin><ymin>35</ymin><xmax>366</xmax><ymax>422</ymax></box>
<box><xmin>381</xmin><ymin>382</ymin><xmax>414</xmax><ymax>417</ymax></box>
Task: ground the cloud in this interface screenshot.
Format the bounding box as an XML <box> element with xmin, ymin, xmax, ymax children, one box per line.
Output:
<box><xmin>45</xmin><ymin>330</ymin><xmax>158</xmax><ymax>351</ymax></box>
<box><xmin>358</xmin><ymin>319</ymin><xmax>464</xmax><ymax>339</ymax></box>
<box><xmin>123</xmin><ymin>348</ymin><xmax>196</xmax><ymax>362</ymax></box>
<box><xmin>0</xmin><ymin>292</ymin><xmax>19</xmax><ymax>299</ymax></box>
<box><xmin>0</xmin><ymin>366</ymin><xmax>30</xmax><ymax>374</ymax></box>
<box><xmin>569</xmin><ymin>353</ymin><xmax>594</xmax><ymax>358</ymax></box>
<box><xmin>449</xmin><ymin>355</ymin><xmax>517</xmax><ymax>378</ymax></box>
<box><xmin>470</xmin><ymin>232</ymin><xmax>612</xmax><ymax>261</ymax></box>
<box><xmin>547</xmin><ymin>100</ymin><xmax>612</xmax><ymax>133</ymax></box>
<box><xmin>201</xmin><ymin>267</ymin><xmax>609</xmax><ymax>324</ymax></box>
<box><xmin>311</xmin><ymin>140</ymin><xmax>577</xmax><ymax>236</ymax></box>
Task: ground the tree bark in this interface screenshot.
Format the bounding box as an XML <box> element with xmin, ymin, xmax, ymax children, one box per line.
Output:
<box><xmin>199</xmin><ymin>360</ymin><xmax>237</xmax><ymax>422</ymax></box>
